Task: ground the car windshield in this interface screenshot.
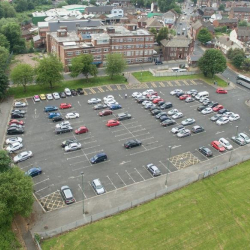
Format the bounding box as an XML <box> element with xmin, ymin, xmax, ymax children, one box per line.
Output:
<box><xmin>96</xmin><ymin>185</ymin><xmax>103</xmax><ymax>189</ymax></box>
<box><xmin>224</xmin><ymin>141</ymin><xmax>230</xmax><ymax>146</ymax></box>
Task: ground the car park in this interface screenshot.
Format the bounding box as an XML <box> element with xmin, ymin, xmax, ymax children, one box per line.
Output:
<box><xmin>55</xmin><ymin>125</ymin><xmax>73</xmax><ymax>134</ymax></box>
<box><xmin>103</xmin><ymin>95</ymin><xmax>115</xmax><ymax>102</ymax></box>
<box><xmin>229</xmin><ymin>113</ymin><xmax>240</xmax><ymax>121</ymax></box>
<box><xmin>52</xmin><ymin>116</ymin><xmax>64</xmax><ymax>122</ymax></box>
<box><xmin>146</xmin><ymin>163</ymin><xmax>161</xmax><ymax>176</ymax></box>
<box><xmin>149</xmin><ymin>106</ymin><xmax>159</xmax><ymax>111</ymax></box>
<box><xmin>132</xmin><ymin>92</ymin><xmax>142</xmax><ymax>98</ymax></box>
<box><xmin>142</xmin><ymin>100</ymin><xmax>152</xmax><ymax>106</ymax></box>
<box><xmin>33</xmin><ymin>95</ymin><xmax>40</xmax><ymax>102</ymax></box>
<box><xmin>199</xmin><ymin>147</ymin><xmax>213</xmax><ymax>157</ymax></box>
<box><xmin>238</xmin><ymin>133</ymin><xmax>250</xmax><ymax>144</ymax></box>
<box><xmin>75</xmin><ymin>126</ymin><xmax>89</xmax><ymax>134</ymax></box>
<box><xmin>90</xmin><ymin>152</ymin><xmax>107</xmax><ymax>164</ymax></box>
<box><xmin>170</xmin><ymin>89</ymin><xmax>183</xmax><ymax>96</ymax></box>
<box><xmin>40</xmin><ymin>94</ymin><xmax>46</xmax><ymax>100</ymax></box>
<box><xmin>9</xmin><ymin>119</ymin><xmax>25</xmax><ymax>126</ymax></box>
<box><xmin>64</xmin><ymin>88</ymin><xmax>72</xmax><ymax>96</ymax></box>
<box><xmin>148</xmin><ymin>94</ymin><xmax>159</xmax><ymax>100</ymax></box>
<box><xmin>216</xmin><ymin>117</ymin><xmax>229</xmax><ymax>125</ymax></box>
<box><xmin>201</xmin><ymin>107</ymin><xmax>213</xmax><ymax>114</ymax></box>
<box><xmin>7</xmin><ymin>127</ymin><xmax>24</xmax><ymax>135</ymax></box>
<box><xmin>231</xmin><ymin>136</ymin><xmax>246</xmax><ymax>146</ymax></box>
<box><xmin>65</xmin><ymin>142</ymin><xmax>81</xmax><ymax>152</ymax></box>
<box><xmin>46</xmin><ymin>94</ymin><xmax>53</xmax><ymax>100</ymax></box>
<box><xmin>92</xmin><ymin>179</ymin><xmax>105</xmax><ymax>195</ymax></box>
<box><xmin>181</xmin><ymin>118</ymin><xmax>195</xmax><ymax>126</ymax></box>
<box><xmin>77</xmin><ymin>88</ymin><xmax>84</xmax><ymax>95</ymax></box>
<box><xmin>136</xmin><ymin>96</ymin><xmax>147</xmax><ymax>103</ymax></box>
<box><xmin>106</xmin><ymin>120</ymin><xmax>120</xmax><ymax>127</ymax></box>
<box><xmin>197</xmin><ymin>105</ymin><xmax>206</xmax><ymax>112</ymax></box>
<box><xmin>99</xmin><ymin>110</ymin><xmax>113</xmax><ymax>116</ymax></box>
<box><xmin>161</xmin><ymin>119</ymin><xmax>176</xmax><ymax>126</ymax></box>
<box><xmin>155</xmin><ymin>112</ymin><xmax>167</xmax><ymax>119</ymax></box>
<box><xmin>61</xmin><ymin>139</ymin><xmax>78</xmax><ymax>148</ymax></box>
<box><xmin>177</xmin><ymin>129</ymin><xmax>191</xmax><ymax>138</ymax></box>
<box><xmin>44</xmin><ymin>106</ymin><xmax>58</xmax><ymax>112</ymax></box>
<box><xmin>6</xmin><ymin>142</ymin><xmax>23</xmax><ymax>153</ymax></box>
<box><xmin>88</xmin><ymin>98</ymin><xmax>102</xmax><ymax>104</ymax></box>
<box><xmin>109</xmin><ymin>104</ymin><xmax>122</xmax><ymax>110</ymax></box>
<box><xmin>222</xmin><ymin>112</ymin><xmax>234</xmax><ymax>118</ymax></box>
<box><xmin>172</xmin><ymin>112</ymin><xmax>183</xmax><ymax>119</ymax></box>
<box><xmin>159</xmin><ymin>115</ymin><xmax>170</xmax><ymax>122</ymax></box>
<box><xmin>160</xmin><ymin>102</ymin><xmax>173</xmax><ymax>110</ymax></box>
<box><xmin>210</xmin><ymin>114</ymin><xmax>222</xmax><ymax>122</ymax></box>
<box><xmin>171</xmin><ymin>125</ymin><xmax>185</xmax><ymax>134</ymax></box>
<box><xmin>12</xmin><ymin>109</ymin><xmax>26</xmax><ymax>115</ymax></box>
<box><xmin>55</xmin><ymin>121</ymin><xmax>71</xmax><ymax>128</ymax></box>
<box><xmin>60</xmin><ymin>186</ymin><xmax>75</xmax><ymax>204</ymax></box>
<box><xmin>211</xmin><ymin>141</ymin><xmax>225</xmax><ymax>152</ymax></box>
<box><xmin>11</xmin><ymin>113</ymin><xmax>24</xmax><ymax>119</ymax></box>
<box><xmin>208</xmin><ymin>102</ymin><xmax>219</xmax><ymax>108</ymax></box>
<box><xmin>60</xmin><ymin>103</ymin><xmax>72</xmax><ymax>109</ymax></box>
<box><xmin>70</xmin><ymin>89</ymin><xmax>77</xmax><ymax>96</ymax></box>
<box><xmin>216</xmin><ymin>88</ymin><xmax>227</xmax><ymax>94</ymax></box>
<box><xmin>65</xmin><ymin>112</ymin><xmax>80</xmax><ymax>119</ymax></box>
<box><xmin>218</xmin><ymin>108</ymin><xmax>229</xmax><ymax>114</ymax></box>
<box><xmin>187</xmin><ymin>89</ymin><xmax>197</xmax><ymax>95</ymax></box>
<box><xmin>176</xmin><ymin>92</ymin><xmax>185</xmax><ymax>98</ymax></box>
<box><xmin>25</xmin><ymin>167</ymin><xmax>42</xmax><ymax>177</ymax></box>
<box><xmin>48</xmin><ymin>112</ymin><xmax>61</xmax><ymax>119</ymax></box>
<box><xmin>191</xmin><ymin>125</ymin><xmax>204</xmax><ymax>133</ymax></box>
<box><xmin>219</xmin><ymin>138</ymin><xmax>233</xmax><ymax>150</ymax></box>
<box><xmin>53</xmin><ymin>92</ymin><xmax>60</xmax><ymax>99</ymax></box>
<box><xmin>59</xmin><ymin>92</ymin><xmax>66</xmax><ymax>98</ymax></box>
<box><xmin>145</xmin><ymin>103</ymin><xmax>155</xmax><ymax>109</ymax></box>
<box><xmin>6</xmin><ymin>137</ymin><xmax>23</xmax><ymax>144</ymax></box>
<box><xmin>93</xmin><ymin>104</ymin><xmax>108</xmax><ymax>110</ymax></box>
<box><xmin>116</xmin><ymin>112</ymin><xmax>132</xmax><ymax>121</ymax></box>
<box><xmin>14</xmin><ymin>101</ymin><xmax>27</xmax><ymax>108</ymax></box>
<box><xmin>124</xmin><ymin>139</ymin><xmax>142</xmax><ymax>148</ymax></box>
<box><xmin>185</xmin><ymin>97</ymin><xmax>195</xmax><ymax>103</ymax></box>
<box><xmin>142</xmin><ymin>89</ymin><xmax>155</xmax><ymax>96</ymax></box>
<box><xmin>213</xmin><ymin>105</ymin><xmax>223</xmax><ymax>112</ymax></box>
<box><xmin>106</xmin><ymin>99</ymin><xmax>119</xmax><ymax>106</ymax></box>
<box><xmin>157</xmin><ymin>101</ymin><xmax>165</xmax><ymax>106</ymax></box>
<box><xmin>13</xmin><ymin>151</ymin><xmax>33</xmax><ymax>163</ymax></box>
<box><xmin>168</xmin><ymin>109</ymin><xmax>179</xmax><ymax>116</ymax></box>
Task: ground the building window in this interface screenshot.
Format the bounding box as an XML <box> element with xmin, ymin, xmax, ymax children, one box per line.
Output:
<box><xmin>119</xmin><ymin>38</ymin><xmax>123</xmax><ymax>42</ymax></box>
<box><xmin>83</xmin><ymin>50</ymin><xmax>89</xmax><ymax>54</ymax></box>
<box><xmin>67</xmin><ymin>52</ymin><xmax>73</xmax><ymax>56</ymax></box>
<box><xmin>104</xmin><ymin>48</ymin><xmax>109</xmax><ymax>52</ymax></box>
<box><xmin>75</xmin><ymin>50</ymin><xmax>81</xmax><ymax>55</ymax></box>
<box><xmin>91</xmin><ymin>49</ymin><xmax>95</xmax><ymax>53</ymax></box>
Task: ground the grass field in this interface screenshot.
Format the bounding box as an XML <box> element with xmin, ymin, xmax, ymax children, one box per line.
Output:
<box><xmin>132</xmin><ymin>71</ymin><xmax>228</xmax><ymax>87</ymax></box>
<box><xmin>42</xmin><ymin>160</ymin><xmax>250</xmax><ymax>250</ymax></box>
<box><xmin>8</xmin><ymin>75</ymin><xmax>127</xmax><ymax>99</ymax></box>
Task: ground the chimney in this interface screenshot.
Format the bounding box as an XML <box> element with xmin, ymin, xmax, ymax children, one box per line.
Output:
<box><xmin>57</xmin><ymin>29</ymin><xmax>67</xmax><ymax>37</ymax></box>
<box><xmin>60</xmin><ymin>26</ymin><xmax>68</xmax><ymax>31</ymax></box>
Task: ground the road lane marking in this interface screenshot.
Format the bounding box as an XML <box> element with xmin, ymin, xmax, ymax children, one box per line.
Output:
<box><xmin>34</xmin><ymin>178</ymin><xmax>49</xmax><ymax>186</ymax></box>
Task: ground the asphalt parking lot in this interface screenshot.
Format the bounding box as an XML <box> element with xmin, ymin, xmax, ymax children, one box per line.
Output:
<box><xmin>7</xmin><ymin>79</ymin><xmax>250</xmax><ymax>211</ymax></box>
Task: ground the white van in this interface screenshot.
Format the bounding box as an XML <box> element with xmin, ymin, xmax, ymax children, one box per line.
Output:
<box><xmin>195</xmin><ymin>91</ymin><xmax>209</xmax><ymax>100</ymax></box>
<box><xmin>172</xmin><ymin>67</ymin><xmax>180</xmax><ymax>72</ymax></box>
<box><xmin>178</xmin><ymin>69</ymin><xmax>187</xmax><ymax>72</ymax></box>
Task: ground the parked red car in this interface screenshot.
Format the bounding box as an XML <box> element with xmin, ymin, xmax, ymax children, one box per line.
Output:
<box><xmin>211</xmin><ymin>141</ymin><xmax>226</xmax><ymax>152</ymax></box>
<box><xmin>216</xmin><ymin>88</ymin><xmax>227</xmax><ymax>94</ymax></box>
<box><xmin>106</xmin><ymin>120</ymin><xmax>120</xmax><ymax>127</ymax></box>
<box><xmin>9</xmin><ymin>119</ymin><xmax>25</xmax><ymax>125</ymax></box>
<box><xmin>146</xmin><ymin>92</ymin><xmax>158</xmax><ymax>98</ymax></box>
<box><xmin>179</xmin><ymin>94</ymin><xmax>191</xmax><ymax>100</ymax></box>
<box><xmin>99</xmin><ymin>110</ymin><xmax>113</xmax><ymax>116</ymax></box>
<box><xmin>212</xmin><ymin>105</ymin><xmax>223</xmax><ymax>112</ymax></box>
<box><xmin>60</xmin><ymin>103</ymin><xmax>72</xmax><ymax>109</ymax></box>
<box><xmin>153</xmin><ymin>98</ymin><xmax>164</xmax><ymax>104</ymax></box>
<box><xmin>75</xmin><ymin>126</ymin><xmax>89</xmax><ymax>134</ymax></box>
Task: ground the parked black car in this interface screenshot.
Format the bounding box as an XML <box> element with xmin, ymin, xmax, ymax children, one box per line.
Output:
<box><xmin>52</xmin><ymin>116</ymin><xmax>64</xmax><ymax>122</ymax></box>
<box><xmin>218</xmin><ymin>108</ymin><xmax>230</xmax><ymax>114</ymax></box>
<box><xmin>11</xmin><ymin>113</ymin><xmax>24</xmax><ymax>119</ymax></box>
<box><xmin>59</xmin><ymin>92</ymin><xmax>66</xmax><ymax>98</ymax></box>
<box><xmin>7</xmin><ymin>127</ymin><xmax>24</xmax><ymax>135</ymax></box>
<box><xmin>61</xmin><ymin>139</ymin><xmax>78</xmax><ymax>148</ymax></box>
<box><xmin>197</xmin><ymin>105</ymin><xmax>206</xmax><ymax>111</ymax></box>
<box><xmin>199</xmin><ymin>147</ymin><xmax>213</xmax><ymax>157</ymax></box>
<box><xmin>124</xmin><ymin>139</ymin><xmax>142</xmax><ymax>149</ymax></box>
<box><xmin>77</xmin><ymin>88</ymin><xmax>84</xmax><ymax>95</ymax></box>
<box><xmin>160</xmin><ymin>102</ymin><xmax>173</xmax><ymax>110</ymax></box>
<box><xmin>55</xmin><ymin>126</ymin><xmax>73</xmax><ymax>134</ymax></box>
<box><xmin>161</xmin><ymin>119</ymin><xmax>176</xmax><ymax>126</ymax></box>
<box><xmin>207</xmin><ymin>102</ymin><xmax>219</xmax><ymax>108</ymax></box>
<box><xmin>151</xmin><ymin>109</ymin><xmax>161</xmax><ymax>115</ymax></box>
<box><xmin>70</xmin><ymin>89</ymin><xmax>77</xmax><ymax>96</ymax></box>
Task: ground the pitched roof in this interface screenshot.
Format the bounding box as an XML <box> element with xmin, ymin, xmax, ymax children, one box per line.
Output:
<box><xmin>218</xmin><ymin>18</ymin><xmax>238</xmax><ymax>23</ymax></box>
<box><xmin>162</xmin><ymin>10</ymin><xmax>175</xmax><ymax>19</ymax></box>
<box><xmin>191</xmin><ymin>20</ymin><xmax>202</xmax><ymax>30</ymax></box>
<box><xmin>138</xmin><ymin>16</ymin><xmax>147</xmax><ymax>22</ymax></box>
<box><xmin>202</xmin><ymin>21</ymin><xmax>214</xmax><ymax>32</ymax></box>
<box><xmin>146</xmin><ymin>17</ymin><xmax>162</xmax><ymax>28</ymax></box>
<box><xmin>237</xmin><ymin>26</ymin><xmax>250</xmax><ymax>36</ymax></box>
<box><xmin>48</xmin><ymin>20</ymin><xmax>102</xmax><ymax>32</ymax></box>
<box><xmin>85</xmin><ymin>6</ymin><xmax>113</xmax><ymax>12</ymax></box>
<box><xmin>233</xmin><ymin>7</ymin><xmax>250</xmax><ymax>12</ymax></box>
<box><xmin>160</xmin><ymin>38</ymin><xmax>191</xmax><ymax>48</ymax></box>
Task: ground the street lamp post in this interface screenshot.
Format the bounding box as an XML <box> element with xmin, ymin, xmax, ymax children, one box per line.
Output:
<box><xmin>81</xmin><ymin>172</ymin><xmax>84</xmax><ymax>215</ymax></box>
<box><xmin>236</xmin><ymin>125</ymin><xmax>239</xmax><ymax>137</ymax></box>
<box><xmin>165</xmin><ymin>146</ymin><xmax>172</xmax><ymax>186</ymax></box>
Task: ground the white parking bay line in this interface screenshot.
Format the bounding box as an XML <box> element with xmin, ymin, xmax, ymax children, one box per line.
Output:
<box><xmin>144</xmin><ymin>141</ymin><xmax>158</xmax><ymax>146</ymax></box>
<box><xmin>70</xmin><ymin>159</ymin><xmax>90</xmax><ymax>166</ymax></box>
<box><xmin>123</xmin><ymin>121</ymin><xmax>138</xmax><ymax>126</ymax></box>
<box><xmin>125</xmin><ymin>170</ymin><xmax>135</xmax><ymax>182</ymax></box>
<box><xmin>67</xmin><ymin>155</ymin><xmax>86</xmax><ymax>160</ymax></box>
<box><xmin>35</xmin><ymin>186</ymin><xmax>50</xmax><ymax>193</ymax></box>
<box><xmin>115</xmin><ymin>132</ymin><xmax>131</xmax><ymax>137</ymax></box>
<box><xmin>83</xmin><ymin>140</ymin><xmax>97</xmax><ymax>145</ymax></box>
<box><xmin>130</xmin><ymin>145</ymin><xmax>164</xmax><ymax>156</ymax></box>
<box><xmin>85</xmin><ymin>149</ymin><xmax>104</xmax><ymax>156</ymax></box>
<box><xmin>159</xmin><ymin>161</ymin><xmax>171</xmax><ymax>173</ymax></box>
<box><xmin>78</xmin><ymin>184</ymin><xmax>87</xmax><ymax>198</ymax></box>
<box><xmin>140</xmin><ymin>136</ymin><xmax>154</xmax><ymax>142</ymax></box>
<box><xmin>116</xmin><ymin>173</ymin><xmax>126</xmax><ymax>186</ymax></box>
<box><xmin>134</xmin><ymin>168</ymin><xmax>145</xmax><ymax>180</ymax></box>
<box><xmin>106</xmin><ymin>175</ymin><xmax>117</xmax><ymax>189</ymax></box>
<box><xmin>33</xmin><ymin>178</ymin><xmax>49</xmax><ymax>186</ymax></box>
<box><xmin>84</xmin><ymin>145</ymin><xmax>101</xmax><ymax>150</ymax></box>
<box><xmin>111</xmin><ymin>128</ymin><xmax>126</xmax><ymax>133</ymax></box>
<box><xmin>195</xmin><ymin>149</ymin><xmax>209</xmax><ymax>160</ymax></box>
<box><xmin>131</xmin><ymin>128</ymin><xmax>146</xmax><ymax>133</ymax></box>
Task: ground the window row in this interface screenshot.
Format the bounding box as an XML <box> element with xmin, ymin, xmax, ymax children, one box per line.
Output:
<box><xmin>111</xmin><ymin>37</ymin><xmax>153</xmax><ymax>43</ymax></box>
<box><xmin>112</xmin><ymin>44</ymin><xmax>153</xmax><ymax>49</ymax></box>
<box><xmin>170</xmin><ymin>47</ymin><xmax>189</xmax><ymax>51</ymax></box>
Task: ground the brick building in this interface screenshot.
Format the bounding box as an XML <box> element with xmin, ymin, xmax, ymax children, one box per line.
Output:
<box><xmin>213</xmin><ymin>18</ymin><xmax>238</xmax><ymax>29</ymax></box>
<box><xmin>236</xmin><ymin>26</ymin><xmax>250</xmax><ymax>42</ymax></box>
<box><xmin>46</xmin><ymin>25</ymin><xmax>155</xmax><ymax>71</ymax></box>
<box><xmin>229</xmin><ymin>7</ymin><xmax>250</xmax><ymax>22</ymax></box>
<box><xmin>160</xmin><ymin>37</ymin><xmax>193</xmax><ymax>61</ymax></box>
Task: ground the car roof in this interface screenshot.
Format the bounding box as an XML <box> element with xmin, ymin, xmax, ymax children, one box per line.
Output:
<box><xmin>93</xmin><ymin>178</ymin><xmax>101</xmax><ymax>185</ymax></box>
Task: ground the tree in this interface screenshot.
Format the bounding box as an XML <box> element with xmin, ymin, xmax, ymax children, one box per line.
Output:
<box><xmin>156</xmin><ymin>27</ymin><xmax>169</xmax><ymax>44</ymax></box>
<box><xmin>0</xmin><ymin>70</ymin><xmax>9</xmax><ymax>101</ymax></box>
<box><xmin>105</xmin><ymin>53</ymin><xmax>126</xmax><ymax>79</ymax></box>
<box><xmin>218</xmin><ymin>4</ymin><xmax>225</xmax><ymax>11</ymax></box>
<box><xmin>0</xmin><ymin>34</ymin><xmax>10</xmax><ymax>50</ymax></box>
<box><xmin>198</xmin><ymin>49</ymin><xmax>227</xmax><ymax>78</ymax></box>
<box><xmin>89</xmin><ymin>0</ymin><xmax>97</xmax><ymax>5</ymax></box>
<box><xmin>239</xmin><ymin>20</ymin><xmax>248</xmax><ymax>27</ymax></box>
<box><xmin>232</xmin><ymin>54</ymin><xmax>245</xmax><ymax>68</ymax></box>
<box><xmin>11</xmin><ymin>63</ymin><xmax>34</xmax><ymax>92</ymax></box>
<box><xmin>14</xmin><ymin>0</ymin><xmax>28</xmax><ymax>12</ymax></box>
<box><xmin>70</xmin><ymin>54</ymin><xmax>97</xmax><ymax>80</ymax></box>
<box><xmin>158</xmin><ymin>0</ymin><xmax>175</xmax><ymax>12</ymax></box>
<box><xmin>0</xmin><ymin>150</ymin><xmax>11</xmax><ymax>173</ymax></box>
<box><xmin>0</xmin><ymin>166</ymin><xmax>34</xmax><ymax>226</ymax></box>
<box><xmin>36</xmin><ymin>54</ymin><xmax>64</xmax><ymax>89</ymax></box>
<box><xmin>241</xmin><ymin>58</ymin><xmax>250</xmax><ymax>71</ymax></box>
<box><xmin>149</xmin><ymin>27</ymin><xmax>157</xmax><ymax>41</ymax></box>
<box><xmin>0</xmin><ymin>46</ymin><xmax>9</xmax><ymax>69</ymax></box>
<box><xmin>170</xmin><ymin>29</ymin><xmax>176</xmax><ymax>36</ymax></box>
<box><xmin>197</xmin><ymin>28</ymin><xmax>213</xmax><ymax>44</ymax></box>
<box><xmin>0</xmin><ymin>2</ymin><xmax>16</xmax><ymax>18</ymax></box>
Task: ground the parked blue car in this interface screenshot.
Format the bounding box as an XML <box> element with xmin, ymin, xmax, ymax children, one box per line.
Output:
<box><xmin>44</xmin><ymin>106</ymin><xmax>58</xmax><ymax>112</ymax></box>
<box><xmin>109</xmin><ymin>104</ymin><xmax>122</xmax><ymax>110</ymax></box>
<box><xmin>25</xmin><ymin>167</ymin><xmax>42</xmax><ymax>177</ymax></box>
<box><xmin>48</xmin><ymin>112</ymin><xmax>60</xmax><ymax>119</ymax></box>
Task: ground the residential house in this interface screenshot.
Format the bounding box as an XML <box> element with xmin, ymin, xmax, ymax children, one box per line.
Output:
<box><xmin>215</xmin><ymin>35</ymin><xmax>244</xmax><ymax>54</ymax></box>
<box><xmin>190</xmin><ymin>11</ymin><xmax>201</xmax><ymax>22</ymax></box>
<box><xmin>225</xmin><ymin>1</ymin><xmax>250</xmax><ymax>8</ymax></box>
<box><xmin>229</xmin><ymin>7</ymin><xmax>250</xmax><ymax>22</ymax></box>
<box><xmin>213</xmin><ymin>18</ymin><xmax>238</xmax><ymax>29</ymax></box>
<box><xmin>137</xmin><ymin>16</ymin><xmax>147</xmax><ymax>28</ymax></box>
<box><xmin>160</xmin><ymin>37</ymin><xmax>193</xmax><ymax>61</ymax></box>
<box><xmin>209</xmin><ymin>13</ymin><xmax>222</xmax><ymax>23</ymax></box>
<box><xmin>109</xmin><ymin>0</ymin><xmax>131</xmax><ymax>7</ymax></box>
<box><xmin>145</xmin><ymin>17</ymin><xmax>163</xmax><ymax>31</ymax></box>
<box><xmin>235</xmin><ymin>26</ymin><xmax>250</xmax><ymax>42</ymax></box>
<box><xmin>161</xmin><ymin>10</ymin><xmax>177</xmax><ymax>28</ymax></box>
<box><xmin>84</xmin><ymin>6</ymin><xmax>113</xmax><ymax>15</ymax></box>
<box><xmin>191</xmin><ymin>20</ymin><xmax>203</xmax><ymax>39</ymax></box>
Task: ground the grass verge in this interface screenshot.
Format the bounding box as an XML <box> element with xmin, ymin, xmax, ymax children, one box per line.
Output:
<box><xmin>8</xmin><ymin>75</ymin><xmax>127</xmax><ymax>99</ymax></box>
<box><xmin>132</xmin><ymin>71</ymin><xmax>228</xmax><ymax>87</ymax></box>
<box><xmin>42</xmin><ymin>160</ymin><xmax>250</xmax><ymax>250</ymax></box>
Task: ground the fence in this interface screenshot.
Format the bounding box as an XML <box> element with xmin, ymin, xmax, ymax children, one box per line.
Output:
<box><xmin>36</xmin><ymin>147</ymin><xmax>250</xmax><ymax>240</ymax></box>
<box><xmin>151</xmin><ymin>70</ymin><xmax>201</xmax><ymax>77</ymax></box>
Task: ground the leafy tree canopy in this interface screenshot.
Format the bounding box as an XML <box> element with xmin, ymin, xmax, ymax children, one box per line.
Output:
<box><xmin>0</xmin><ymin>46</ymin><xmax>9</xmax><ymax>70</ymax></box>
<box><xmin>105</xmin><ymin>53</ymin><xmax>127</xmax><ymax>79</ymax></box>
<box><xmin>156</xmin><ymin>27</ymin><xmax>169</xmax><ymax>44</ymax></box>
<box><xmin>0</xmin><ymin>70</ymin><xmax>9</xmax><ymax>101</ymax></box>
<box><xmin>241</xmin><ymin>58</ymin><xmax>250</xmax><ymax>71</ymax></box>
<box><xmin>239</xmin><ymin>20</ymin><xmax>248</xmax><ymax>27</ymax></box>
<box><xmin>0</xmin><ymin>2</ymin><xmax>16</xmax><ymax>18</ymax></box>
<box><xmin>198</xmin><ymin>49</ymin><xmax>227</xmax><ymax>78</ymax></box>
<box><xmin>197</xmin><ymin>28</ymin><xmax>213</xmax><ymax>44</ymax></box>
<box><xmin>0</xmin><ymin>150</ymin><xmax>11</xmax><ymax>173</ymax></box>
<box><xmin>0</xmin><ymin>34</ymin><xmax>10</xmax><ymax>51</ymax></box>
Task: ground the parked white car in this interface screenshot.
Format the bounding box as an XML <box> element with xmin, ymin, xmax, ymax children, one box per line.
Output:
<box><xmin>142</xmin><ymin>89</ymin><xmax>155</xmax><ymax>96</ymax></box>
<box><xmin>6</xmin><ymin>137</ymin><xmax>23</xmax><ymax>144</ymax></box>
<box><xmin>142</xmin><ymin>100</ymin><xmax>152</xmax><ymax>106</ymax></box>
<box><xmin>219</xmin><ymin>138</ymin><xmax>233</xmax><ymax>150</ymax></box>
<box><xmin>13</xmin><ymin>151</ymin><xmax>33</xmax><ymax>163</ymax></box>
<box><xmin>216</xmin><ymin>117</ymin><xmax>229</xmax><ymax>125</ymax></box>
<box><xmin>65</xmin><ymin>112</ymin><xmax>80</xmax><ymax>119</ymax></box>
<box><xmin>88</xmin><ymin>98</ymin><xmax>101</xmax><ymax>104</ymax></box>
<box><xmin>170</xmin><ymin>89</ymin><xmax>183</xmax><ymax>95</ymax></box>
<box><xmin>103</xmin><ymin>95</ymin><xmax>114</xmax><ymax>102</ymax></box>
<box><xmin>172</xmin><ymin>112</ymin><xmax>183</xmax><ymax>119</ymax></box>
<box><xmin>105</xmin><ymin>100</ymin><xmax>118</xmax><ymax>106</ymax></box>
<box><xmin>14</xmin><ymin>101</ymin><xmax>27</xmax><ymax>108</ymax></box>
<box><xmin>53</xmin><ymin>92</ymin><xmax>60</xmax><ymax>99</ymax></box>
<box><xmin>171</xmin><ymin>125</ymin><xmax>185</xmax><ymax>134</ymax></box>
<box><xmin>64</xmin><ymin>88</ymin><xmax>71</xmax><ymax>96</ymax></box>
<box><xmin>6</xmin><ymin>142</ymin><xmax>23</xmax><ymax>153</ymax></box>
<box><xmin>229</xmin><ymin>113</ymin><xmax>240</xmax><ymax>121</ymax></box>
<box><xmin>132</xmin><ymin>92</ymin><xmax>142</xmax><ymax>98</ymax></box>
<box><xmin>168</xmin><ymin>109</ymin><xmax>179</xmax><ymax>115</ymax></box>
<box><xmin>148</xmin><ymin>95</ymin><xmax>160</xmax><ymax>101</ymax></box>
<box><xmin>46</xmin><ymin>93</ymin><xmax>53</xmax><ymax>100</ymax></box>
<box><xmin>239</xmin><ymin>133</ymin><xmax>250</xmax><ymax>144</ymax></box>
<box><xmin>201</xmin><ymin>107</ymin><xmax>213</xmax><ymax>114</ymax></box>
<box><xmin>65</xmin><ymin>142</ymin><xmax>82</xmax><ymax>152</ymax></box>
<box><xmin>56</xmin><ymin>121</ymin><xmax>71</xmax><ymax>128</ymax></box>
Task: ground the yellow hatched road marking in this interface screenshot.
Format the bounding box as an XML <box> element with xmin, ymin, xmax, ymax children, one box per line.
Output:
<box><xmin>151</xmin><ymin>82</ymin><xmax>157</xmax><ymax>88</ymax></box>
<box><xmin>97</xmin><ymin>87</ymin><xmax>105</xmax><ymax>92</ymax></box>
<box><xmin>190</xmin><ymin>80</ymin><xmax>197</xmax><ymax>85</ymax></box>
<box><xmin>159</xmin><ymin>82</ymin><xmax>165</xmax><ymax>87</ymax></box>
<box><xmin>175</xmin><ymin>81</ymin><xmax>181</xmax><ymax>86</ymax></box>
<box><xmin>168</xmin><ymin>81</ymin><xmax>173</xmax><ymax>86</ymax></box>
<box><xmin>116</xmin><ymin>85</ymin><xmax>122</xmax><ymax>90</ymax></box>
<box><xmin>83</xmin><ymin>90</ymin><xmax>88</xmax><ymax>95</ymax></box>
<box><xmin>183</xmin><ymin>80</ymin><xmax>189</xmax><ymax>86</ymax></box>
<box><xmin>89</xmin><ymin>88</ymin><xmax>96</xmax><ymax>94</ymax></box>
<box><xmin>106</xmin><ymin>85</ymin><xmax>113</xmax><ymax>91</ymax></box>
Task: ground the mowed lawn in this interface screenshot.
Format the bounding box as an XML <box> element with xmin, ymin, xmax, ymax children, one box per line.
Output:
<box><xmin>42</xmin><ymin>160</ymin><xmax>250</xmax><ymax>250</ymax></box>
